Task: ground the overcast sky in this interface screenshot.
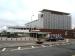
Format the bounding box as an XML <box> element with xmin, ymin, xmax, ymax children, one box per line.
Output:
<box><xmin>0</xmin><ymin>0</ymin><xmax>75</xmax><ymax>28</ymax></box>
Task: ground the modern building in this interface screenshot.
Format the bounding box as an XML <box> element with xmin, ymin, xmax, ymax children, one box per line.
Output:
<box><xmin>0</xmin><ymin>9</ymin><xmax>72</xmax><ymax>38</ymax></box>
<box><xmin>25</xmin><ymin>9</ymin><xmax>71</xmax><ymax>30</ymax></box>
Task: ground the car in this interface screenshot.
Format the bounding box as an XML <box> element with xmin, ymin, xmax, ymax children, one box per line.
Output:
<box><xmin>46</xmin><ymin>36</ymin><xmax>57</xmax><ymax>41</ymax></box>
<box><xmin>56</xmin><ymin>36</ymin><xmax>64</xmax><ymax>40</ymax></box>
<box><xmin>58</xmin><ymin>36</ymin><xmax>64</xmax><ymax>40</ymax></box>
<box><xmin>50</xmin><ymin>36</ymin><xmax>57</xmax><ymax>41</ymax></box>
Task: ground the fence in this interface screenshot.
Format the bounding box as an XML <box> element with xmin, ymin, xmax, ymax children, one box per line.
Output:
<box><xmin>0</xmin><ymin>37</ymin><xmax>37</xmax><ymax>41</ymax></box>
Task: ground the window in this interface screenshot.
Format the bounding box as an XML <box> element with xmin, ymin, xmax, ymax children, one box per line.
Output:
<box><xmin>41</xmin><ymin>14</ymin><xmax>43</xmax><ymax>17</ymax></box>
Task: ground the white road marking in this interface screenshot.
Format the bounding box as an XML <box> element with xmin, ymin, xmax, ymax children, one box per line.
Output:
<box><xmin>31</xmin><ymin>46</ymin><xmax>35</xmax><ymax>48</ymax></box>
<box><xmin>11</xmin><ymin>48</ymin><xmax>34</xmax><ymax>51</ymax></box>
<box><xmin>41</xmin><ymin>45</ymin><xmax>46</xmax><ymax>47</ymax></box>
<box><xmin>18</xmin><ymin>47</ymin><xmax>21</xmax><ymax>50</ymax></box>
<box><xmin>2</xmin><ymin>48</ymin><xmax>6</xmax><ymax>52</ymax></box>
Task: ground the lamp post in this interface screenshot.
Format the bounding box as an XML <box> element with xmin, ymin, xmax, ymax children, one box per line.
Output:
<box><xmin>31</xmin><ymin>11</ymin><xmax>34</xmax><ymax>29</ymax></box>
<box><xmin>30</xmin><ymin>11</ymin><xmax>34</xmax><ymax>38</ymax></box>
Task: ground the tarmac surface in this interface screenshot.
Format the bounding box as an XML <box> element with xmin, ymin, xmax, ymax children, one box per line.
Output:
<box><xmin>0</xmin><ymin>38</ymin><xmax>66</xmax><ymax>48</ymax></box>
<box><xmin>0</xmin><ymin>45</ymin><xmax>74</xmax><ymax>56</ymax></box>
<box><xmin>0</xmin><ymin>39</ymin><xmax>75</xmax><ymax>56</ymax></box>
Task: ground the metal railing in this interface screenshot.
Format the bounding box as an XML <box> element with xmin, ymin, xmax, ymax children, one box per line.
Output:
<box><xmin>0</xmin><ymin>37</ymin><xmax>37</xmax><ymax>41</ymax></box>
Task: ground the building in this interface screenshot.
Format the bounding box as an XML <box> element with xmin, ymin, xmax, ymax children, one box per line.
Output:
<box><xmin>25</xmin><ymin>9</ymin><xmax>71</xmax><ymax>30</ymax></box>
<box><xmin>0</xmin><ymin>9</ymin><xmax>72</xmax><ymax>38</ymax></box>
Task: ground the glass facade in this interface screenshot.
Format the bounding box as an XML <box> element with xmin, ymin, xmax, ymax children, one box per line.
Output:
<box><xmin>42</xmin><ymin>11</ymin><xmax>71</xmax><ymax>30</ymax></box>
<box><xmin>25</xmin><ymin>9</ymin><xmax>71</xmax><ymax>30</ymax></box>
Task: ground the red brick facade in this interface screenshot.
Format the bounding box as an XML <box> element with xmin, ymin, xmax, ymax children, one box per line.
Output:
<box><xmin>38</xmin><ymin>29</ymin><xmax>75</xmax><ymax>39</ymax></box>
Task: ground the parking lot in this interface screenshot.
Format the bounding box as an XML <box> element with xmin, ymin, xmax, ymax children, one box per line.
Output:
<box><xmin>0</xmin><ymin>44</ymin><xmax>74</xmax><ymax>56</ymax></box>
<box><xmin>0</xmin><ymin>37</ymin><xmax>75</xmax><ymax>56</ymax></box>
<box><xmin>0</xmin><ymin>43</ymin><xmax>71</xmax><ymax>52</ymax></box>
<box><xmin>0</xmin><ymin>44</ymin><xmax>52</xmax><ymax>52</ymax></box>
<box><xmin>0</xmin><ymin>39</ymin><xmax>71</xmax><ymax>52</ymax></box>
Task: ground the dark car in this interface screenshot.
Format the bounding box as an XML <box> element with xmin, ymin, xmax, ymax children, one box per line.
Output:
<box><xmin>46</xmin><ymin>36</ymin><xmax>57</xmax><ymax>41</ymax></box>
<box><xmin>58</xmin><ymin>36</ymin><xmax>64</xmax><ymax>40</ymax></box>
<box><xmin>50</xmin><ymin>36</ymin><xmax>57</xmax><ymax>41</ymax></box>
<box><xmin>56</xmin><ymin>36</ymin><xmax>64</xmax><ymax>40</ymax></box>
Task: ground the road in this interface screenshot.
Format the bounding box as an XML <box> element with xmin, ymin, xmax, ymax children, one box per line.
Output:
<box><xmin>0</xmin><ymin>40</ymin><xmax>66</xmax><ymax>48</ymax></box>
<box><xmin>0</xmin><ymin>44</ymin><xmax>75</xmax><ymax>56</ymax></box>
<box><xmin>0</xmin><ymin>46</ymin><xmax>74</xmax><ymax>56</ymax></box>
<box><xmin>0</xmin><ymin>39</ymin><xmax>75</xmax><ymax>56</ymax></box>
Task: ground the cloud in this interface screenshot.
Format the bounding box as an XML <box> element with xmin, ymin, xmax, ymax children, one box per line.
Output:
<box><xmin>0</xmin><ymin>0</ymin><xmax>75</xmax><ymax>27</ymax></box>
<box><xmin>72</xmin><ymin>24</ymin><xmax>75</xmax><ymax>29</ymax></box>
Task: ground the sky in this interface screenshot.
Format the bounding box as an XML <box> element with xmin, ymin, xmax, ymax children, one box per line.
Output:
<box><xmin>0</xmin><ymin>0</ymin><xmax>75</xmax><ymax>28</ymax></box>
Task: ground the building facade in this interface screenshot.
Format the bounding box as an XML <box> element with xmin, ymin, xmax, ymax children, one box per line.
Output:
<box><xmin>25</xmin><ymin>9</ymin><xmax>71</xmax><ymax>30</ymax></box>
<box><xmin>40</xmin><ymin>9</ymin><xmax>71</xmax><ymax>30</ymax></box>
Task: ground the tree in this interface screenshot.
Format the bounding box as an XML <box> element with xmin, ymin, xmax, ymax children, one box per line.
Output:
<box><xmin>7</xmin><ymin>32</ymin><xmax>10</xmax><ymax>38</ymax></box>
<box><xmin>1</xmin><ymin>30</ymin><xmax>7</xmax><ymax>36</ymax></box>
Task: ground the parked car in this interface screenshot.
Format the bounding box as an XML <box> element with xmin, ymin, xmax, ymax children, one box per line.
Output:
<box><xmin>58</xmin><ymin>36</ymin><xmax>64</xmax><ymax>40</ymax></box>
<box><xmin>50</xmin><ymin>36</ymin><xmax>57</xmax><ymax>41</ymax></box>
<box><xmin>56</xmin><ymin>36</ymin><xmax>64</xmax><ymax>40</ymax></box>
<box><xmin>46</xmin><ymin>36</ymin><xmax>57</xmax><ymax>41</ymax></box>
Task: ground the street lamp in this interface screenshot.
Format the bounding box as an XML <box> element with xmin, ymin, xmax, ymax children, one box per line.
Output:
<box><xmin>31</xmin><ymin>11</ymin><xmax>34</xmax><ymax>30</ymax></box>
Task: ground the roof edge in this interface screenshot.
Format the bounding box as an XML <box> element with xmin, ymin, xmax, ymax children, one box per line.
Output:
<box><xmin>40</xmin><ymin>9</ymin><xmax>70</xmax><ymax>15</ymax></box>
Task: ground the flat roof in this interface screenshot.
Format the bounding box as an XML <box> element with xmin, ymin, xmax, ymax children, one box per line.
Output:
<box><xmin>25</xmin><ymin>20</ymin><xmax>38</xmax><ymax>25</ymax></box>
<box><xmin>41</xmin><ymin>9</ymin><xmax>70</xmax><ymax>15</ymax></box>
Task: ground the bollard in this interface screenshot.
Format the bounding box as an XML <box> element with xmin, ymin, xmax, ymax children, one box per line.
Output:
<box><xmin>6</xmin><ymin>38</ymin><xmax>7</xmax><ymax>40</ymax></box>
<box><xmin>21</xmin><ymin>38</ymin><xmax>22</xmax><ymax>41</ymax></box>
<box><xmin>33</xmin><ymin>38</ymin><xmax>34</xmax><ymax>41</ymax></box>
<box><xmin>29</xmin><ymin>38</ymin><xmax>30</xmax><ymax>40</ymax></box>
<box><xmin>16</xmin><ymin>38</ymin><xmax>17</xmax><ymax>41</ymax></box>
<box><xmin>11</xmin><ymin>38</ymin><xmax>12</xmax><ymax>40</ymax></box>
<box><xmin>25</xmin><ymin>37</ymin><xmax>26</xmax><ymax>40</ymax></box>
<box><xmin>28</xmin><ymin>38</ymin><xmax>29</xmax><ymax>40</ymax></box>
<box><xmin>26</xmin><ymin>37</ymin><xmax>27</xmax><ymax>40</ymax></box>
<box><xmin>1</xmin><ymin>37</ymin><xmax>2</xmax><ymax>40</ymax></box>
<box><xmin>66</xmin><ymin>39</ymin><xmax>69</xmax><ymax>43</ymax></box>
